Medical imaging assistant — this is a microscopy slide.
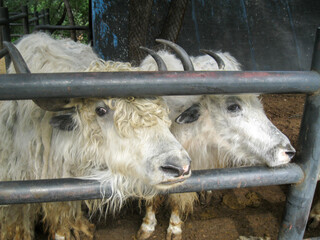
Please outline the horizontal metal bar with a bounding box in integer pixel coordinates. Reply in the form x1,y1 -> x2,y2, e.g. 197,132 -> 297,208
10,34 -> 23,37
0,71 -> 318,100
0,163 -> 304,205
28,17 -> 38,23
33,25 -> 89,31
9,22 -> 23,26
9,13 -> 27,22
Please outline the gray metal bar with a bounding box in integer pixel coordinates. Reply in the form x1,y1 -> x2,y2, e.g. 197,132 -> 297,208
0,163 -> 304,205
10,34 -> 22,37
33,25 -> 89,31
0,71 -> 318,100
278,27 -> 320,240
9,13 -> 27,22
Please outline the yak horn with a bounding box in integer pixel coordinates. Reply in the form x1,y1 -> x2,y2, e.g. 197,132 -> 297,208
199,49 -> 225,70
2,42 -> 72,111
3,41 -> 31,74
156,39 -> 194,71
139,46 -> 167,71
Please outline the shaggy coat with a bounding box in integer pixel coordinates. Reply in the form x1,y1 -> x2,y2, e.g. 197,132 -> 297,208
137,50 -> 295,240
1,33 -> 191,240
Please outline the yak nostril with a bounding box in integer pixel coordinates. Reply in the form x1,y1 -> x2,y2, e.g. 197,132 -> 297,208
161,164 -> 191,177
285,151 -> 295,159
161,164 -> 184,177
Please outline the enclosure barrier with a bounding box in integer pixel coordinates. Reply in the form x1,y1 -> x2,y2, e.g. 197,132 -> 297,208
0,28 -> 319,240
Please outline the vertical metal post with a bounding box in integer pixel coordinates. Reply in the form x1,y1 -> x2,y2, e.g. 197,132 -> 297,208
40,9 -> 46,25
278,27 -> 320,240
45,8 -> 50,25
0,7 -> 11,68
21,5 -> 29,34
88,0 -> 92,43
34,11 -> 39,26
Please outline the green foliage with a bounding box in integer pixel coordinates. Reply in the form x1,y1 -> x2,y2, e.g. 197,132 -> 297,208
4,0 -> 90,43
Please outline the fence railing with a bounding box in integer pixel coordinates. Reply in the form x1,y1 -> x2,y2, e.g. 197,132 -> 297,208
0,20 -> 319,240
0,6 -> 89,41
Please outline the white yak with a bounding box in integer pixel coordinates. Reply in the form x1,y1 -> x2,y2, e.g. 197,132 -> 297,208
136,40 -> 295,240
0,33 -> 191,240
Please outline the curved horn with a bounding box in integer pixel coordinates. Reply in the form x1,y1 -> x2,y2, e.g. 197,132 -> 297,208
199,49 -> 225,70
2,42 -> 72,111
139,46 -> 167,71
156,39 -> 194,71
3,41 -> 30,74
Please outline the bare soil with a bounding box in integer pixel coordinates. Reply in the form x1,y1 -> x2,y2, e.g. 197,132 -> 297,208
91,94 -> 320,240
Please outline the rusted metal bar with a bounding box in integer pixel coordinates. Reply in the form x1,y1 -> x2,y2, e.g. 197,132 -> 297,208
0,71 -> 318,100
278,27 -> 320,240
0,163 -> 304,205
33,24 -> 89,31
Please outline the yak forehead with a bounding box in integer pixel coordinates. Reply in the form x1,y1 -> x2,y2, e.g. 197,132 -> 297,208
75,97 -> 171,137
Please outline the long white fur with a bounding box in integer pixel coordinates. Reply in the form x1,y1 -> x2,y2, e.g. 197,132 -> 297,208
1,33 -> 192,240
137,50 -> 295,240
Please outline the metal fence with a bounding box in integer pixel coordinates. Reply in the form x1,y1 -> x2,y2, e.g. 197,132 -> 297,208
0,23 -> 319,240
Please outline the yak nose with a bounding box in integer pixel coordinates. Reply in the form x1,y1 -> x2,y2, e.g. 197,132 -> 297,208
161,156 -> 191,177
285,144 -> 296,160
285,150 -> 295,159
161,164 -> 190,177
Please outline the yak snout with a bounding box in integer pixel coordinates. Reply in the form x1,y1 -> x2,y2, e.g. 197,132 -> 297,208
267,143 -> 296,167
158,154 -> 191,186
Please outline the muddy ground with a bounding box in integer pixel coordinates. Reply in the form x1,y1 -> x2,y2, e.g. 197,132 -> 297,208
91,94 -> 320,240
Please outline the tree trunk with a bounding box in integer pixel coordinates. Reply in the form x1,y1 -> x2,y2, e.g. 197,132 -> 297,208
50,6 -> 67,34
63,0 -> 76,41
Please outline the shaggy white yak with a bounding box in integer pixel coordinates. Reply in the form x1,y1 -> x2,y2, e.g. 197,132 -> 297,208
1,33 -> 192,240
136,42 -> 296,240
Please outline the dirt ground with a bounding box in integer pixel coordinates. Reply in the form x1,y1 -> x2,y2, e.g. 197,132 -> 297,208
90,94 -> 320,240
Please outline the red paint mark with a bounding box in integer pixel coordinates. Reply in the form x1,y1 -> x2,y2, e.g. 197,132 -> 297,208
238,72 -> 272,78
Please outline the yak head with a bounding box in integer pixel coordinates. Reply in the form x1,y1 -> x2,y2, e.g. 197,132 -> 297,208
140,40 -> 295,169
40,97 -> 191,193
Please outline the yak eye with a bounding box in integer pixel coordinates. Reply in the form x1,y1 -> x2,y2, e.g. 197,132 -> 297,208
227,103 -> 241,112
95,107 -> 108,117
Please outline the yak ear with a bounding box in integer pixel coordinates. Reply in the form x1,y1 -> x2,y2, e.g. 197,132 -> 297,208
175,104 -> 201,124
50,113 -> 77,131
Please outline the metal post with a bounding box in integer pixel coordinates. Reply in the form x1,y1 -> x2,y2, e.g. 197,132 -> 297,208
45,8 -> 50,25
21,5 -> 29,34
34,11 -> 39,26
0,7 -> 11,68
40,9 -> 45,25
278,27 -> 320,240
